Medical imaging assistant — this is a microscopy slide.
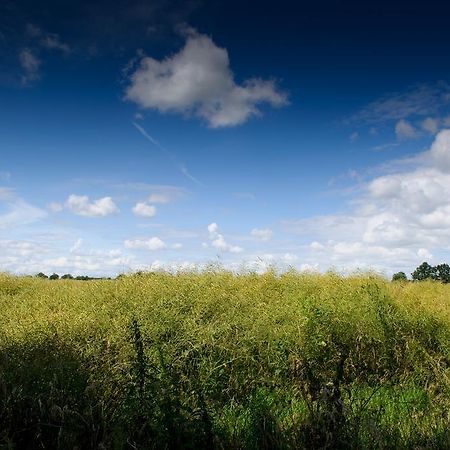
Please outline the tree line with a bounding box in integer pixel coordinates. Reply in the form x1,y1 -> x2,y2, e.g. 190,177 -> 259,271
35,273 -> 111,281
392,262 -> 450,283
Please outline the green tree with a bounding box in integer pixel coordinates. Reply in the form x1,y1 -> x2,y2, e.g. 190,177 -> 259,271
435,263 -> 450,283
35,272 -> 48,279
411,262 -> 437,281
392,271 -> 407,282
61,274 -> 73,279
49,273 -> 60,280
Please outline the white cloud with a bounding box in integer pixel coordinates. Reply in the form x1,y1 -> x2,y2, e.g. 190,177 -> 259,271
40,34 -> 70,54
125,29 -> 288,127
417,248 -> 432,260
310,241 -> 325,251
395,119 -> 418,140
70,238 -> 83,254
283,130 -> 450,274
124,237 -> 166,251
66,195 -> 119,217
19,48 -> 41,85
0,239 -> 42,257
132,202 -> 156,217
25,23 -> 71,54
348,83 -> 450,124
148,193 -> 171,203
0,187 -> 15,201
427,129 -> 450,171
48,202 -> 63,212
250,227 -> 273,241
207,222 -> 243,253
0,199 -> 47,229
421,117 -> 439,135
18,24 -> 71,87
283,253 -> 298,263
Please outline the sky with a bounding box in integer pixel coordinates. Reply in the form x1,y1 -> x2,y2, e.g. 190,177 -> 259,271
2,0 -> 450,277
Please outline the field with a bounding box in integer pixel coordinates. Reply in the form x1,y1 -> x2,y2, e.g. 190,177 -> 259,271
1,271 -> 449,449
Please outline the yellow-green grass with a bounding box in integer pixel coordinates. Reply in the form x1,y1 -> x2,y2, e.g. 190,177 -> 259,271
0,271 -> 449,448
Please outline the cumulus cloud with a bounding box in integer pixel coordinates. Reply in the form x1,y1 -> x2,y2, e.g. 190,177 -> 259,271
310,241 -> 325,251
125,29 -> 288,127
284,130 -> 450,274
250,228 -> 273,241
395,119 -> 418,140
132,202 -> 156,217
427,129 -> 450,171
124,237 -> 166,251
207,222 -> 243,253
66,195 -> 119,217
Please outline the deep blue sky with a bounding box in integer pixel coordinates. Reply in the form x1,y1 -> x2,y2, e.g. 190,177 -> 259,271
1,0 -> 450,276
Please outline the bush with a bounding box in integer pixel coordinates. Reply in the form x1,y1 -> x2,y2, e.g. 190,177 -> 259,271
392,271 -> 407,282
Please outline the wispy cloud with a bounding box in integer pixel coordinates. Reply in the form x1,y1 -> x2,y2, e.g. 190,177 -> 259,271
0,199 -> 47,229
17,24 -> 71,86
132,121 -> 205,186
395,119 -> 419,140
19,48 -> 41,85
347,82 -> 450,125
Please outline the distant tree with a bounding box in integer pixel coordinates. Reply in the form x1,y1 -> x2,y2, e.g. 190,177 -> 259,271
392,271 -> 407,282
411,262 -> 437,281
435,263 -> 450,283
35,272 -> 48,279
61,274 -> 73,279
49,273 -> 60,280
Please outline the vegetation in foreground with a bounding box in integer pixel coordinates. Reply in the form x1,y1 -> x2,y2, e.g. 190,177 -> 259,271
0,271 -> 449,449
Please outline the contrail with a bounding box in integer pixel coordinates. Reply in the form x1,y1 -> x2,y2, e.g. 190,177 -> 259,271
132,122 -> 205,187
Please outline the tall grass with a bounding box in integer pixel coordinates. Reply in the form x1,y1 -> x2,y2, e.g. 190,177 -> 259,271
0,271 -> 449,448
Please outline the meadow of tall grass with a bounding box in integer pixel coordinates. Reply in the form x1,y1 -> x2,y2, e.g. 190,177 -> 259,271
0,270 -> 449,449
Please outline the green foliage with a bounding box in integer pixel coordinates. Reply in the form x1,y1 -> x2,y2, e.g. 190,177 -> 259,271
35,272 -> 48,279
412,261 -> 450,283
48,273 -> 60,280
61,274 -> 74,279
435,263 -> 450,283
392,271 -> 407,281
0,272 -> 449,448
412,262 -> 437,281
